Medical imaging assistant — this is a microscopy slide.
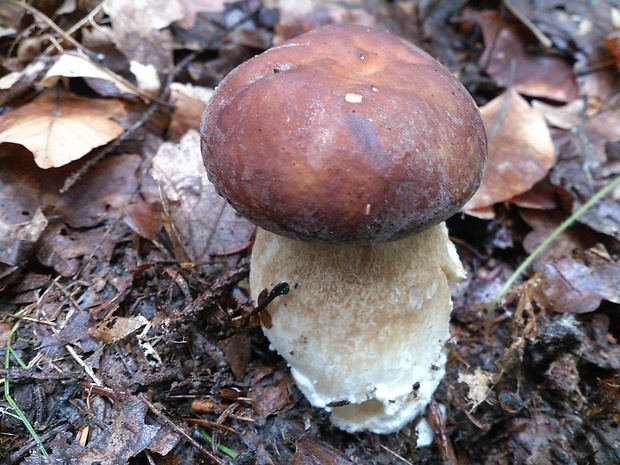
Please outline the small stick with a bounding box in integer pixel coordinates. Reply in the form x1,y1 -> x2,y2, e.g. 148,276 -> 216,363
138,394 -> 226,465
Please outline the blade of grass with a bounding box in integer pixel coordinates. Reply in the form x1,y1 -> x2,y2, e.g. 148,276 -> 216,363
485,176 -> 620,336
4,320 -> 49,457
199,430 -> 238,459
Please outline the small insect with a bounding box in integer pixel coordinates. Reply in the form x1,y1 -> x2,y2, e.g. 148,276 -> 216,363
252,282 -> 290,329
327,400 -> 351,408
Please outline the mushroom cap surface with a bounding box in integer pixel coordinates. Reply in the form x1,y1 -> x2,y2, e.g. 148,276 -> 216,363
201,24 -> 487,244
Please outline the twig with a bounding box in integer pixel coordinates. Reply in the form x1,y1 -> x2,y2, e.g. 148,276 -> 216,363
7,0 -> 93,56
138,394 -> 227,465
379,445 -> 413,465
428,399 -> 458,465
65,344 -> 102,386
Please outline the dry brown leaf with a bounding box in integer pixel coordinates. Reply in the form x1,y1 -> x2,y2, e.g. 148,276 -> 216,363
291,437 -> 354,465
40,52 -> 140,98
0,90 -> 126,169
151,130 -> 255,266
218,332 -> 252,379
168,83 -> 214,142
89,316 -> 146,344
102,0 -> 177,77
458,368 -> 495,412
175,0 -> 228,29
55,155 -> 141,228
471,10 -> 578,102
464,89 -> 555,211
520,209 -> 599,271
537,245 -> 620,314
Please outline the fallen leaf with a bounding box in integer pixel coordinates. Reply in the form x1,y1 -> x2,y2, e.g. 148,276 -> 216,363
537,245 -> 620,314
70,395 -> 165,464
520,209 -> 599,271
55,155 -> 141,228
457,368 -> 495,411
0,209 -> 47,291
89,316 -> 147,344
40,52 -> 139,98
174,0 -> 228,29
471,10 -> 578,102
151,130 -> 255,266
464,89 -> 555,211
218,332 -> 252,379
291,437 -> 354,465
250,377 -> 294,418
168,83 -> 214,142
102,0 -> 178,77
0,90 -> 126,169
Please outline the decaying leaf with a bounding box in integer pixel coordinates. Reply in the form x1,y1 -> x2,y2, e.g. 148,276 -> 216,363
0,90 -> 126,169
458,368 -> 495,411
55,155 -> 141,228
151,130 -> 255,265
102,0 -> 177,78
537,245 -> 620,314
218,332 -> 252,379
89,316 -> 147,344
40,52 -> 140,98
464,89 -> 555,212
520,208 -> 599,271
291,437 -> 354,465
168,83 -> 214,142
471,9 -> 578,102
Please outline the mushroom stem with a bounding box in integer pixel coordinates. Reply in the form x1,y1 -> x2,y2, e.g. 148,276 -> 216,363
250,223 -> 466,434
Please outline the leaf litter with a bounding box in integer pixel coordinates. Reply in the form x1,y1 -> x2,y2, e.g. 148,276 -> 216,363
0,0 -> 619,464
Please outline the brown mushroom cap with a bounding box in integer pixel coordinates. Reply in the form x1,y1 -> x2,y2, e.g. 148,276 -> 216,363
201,24 -> 487,244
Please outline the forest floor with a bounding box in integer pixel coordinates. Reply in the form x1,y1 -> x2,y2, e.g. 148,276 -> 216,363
0,1 -> 619,464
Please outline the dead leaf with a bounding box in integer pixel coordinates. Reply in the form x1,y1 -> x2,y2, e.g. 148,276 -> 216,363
151,130 -> 255,265
218,332 -> 252,379
89,316 -> 147,344
122,201 -> 167,241
520,209 -> 599,271
250,377 -> 294,418
40,52 -> 139,98
291,437 -> 353,465
174,0 -> 228,29
537,245 -> 620,314
168,83 -> 214,142
102,0 -> 178,78
464,89 -> 555,211
0,90 -> 126,169
471,10 -> 578,102
0,209 -> 47,291
457,368 -> 495,411
70,395 -> 166,464
55,155 -> 141,228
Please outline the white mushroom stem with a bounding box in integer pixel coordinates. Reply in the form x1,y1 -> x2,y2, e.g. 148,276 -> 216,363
249,223 -> 466,434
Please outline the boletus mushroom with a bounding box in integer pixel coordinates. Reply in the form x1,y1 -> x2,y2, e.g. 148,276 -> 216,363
201,24 -> 487,434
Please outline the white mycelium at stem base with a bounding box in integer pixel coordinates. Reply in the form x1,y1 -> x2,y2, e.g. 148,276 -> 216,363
250,223 -> 466,434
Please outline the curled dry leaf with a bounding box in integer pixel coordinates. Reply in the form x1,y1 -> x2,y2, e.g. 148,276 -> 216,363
168,83 -> 214,142
89,316 -> 147,344
40,52 -> 140,98
0,90 -> 126,169
464,89 -> 555,212
457,368 -> 495,412
520,209 -> 599,271
55,155 -> 141,228
151,130 -> 255,265
537,245 -> 620,314
471,10 -> 578,102
291,437 -> 354,465
102,0 -> 178,77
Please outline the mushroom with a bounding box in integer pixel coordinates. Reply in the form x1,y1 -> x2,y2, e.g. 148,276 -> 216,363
201,24 -> 487,433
